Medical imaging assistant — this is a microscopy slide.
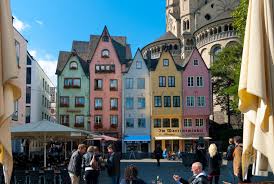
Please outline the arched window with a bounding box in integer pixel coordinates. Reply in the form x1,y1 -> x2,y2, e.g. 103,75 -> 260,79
70,61 -> 78,70
101,49 -> 110,58
224,25 -> 229,31
186,20 -> 190,30
211,45 -> 221,63
183,21 -> 186,31
213,27 -> 218,34
218,26 -> 222,33
229,24 -> 234,31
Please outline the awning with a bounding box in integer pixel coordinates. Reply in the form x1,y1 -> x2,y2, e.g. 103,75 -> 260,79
154,136 -> 211,140
123,135 -> 150,142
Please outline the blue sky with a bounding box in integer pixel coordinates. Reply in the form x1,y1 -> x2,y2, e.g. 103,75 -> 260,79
11,0 -> 166,85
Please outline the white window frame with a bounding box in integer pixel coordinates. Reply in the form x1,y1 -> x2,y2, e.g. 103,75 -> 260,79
187,77 -> 194,87
186,96 -> 195,107
136,61 -> 142,69
193,59 -> 199,66
195,119 -> 204,127
184,118 -> 192,127
196,76 -> 204,87
125,78 -> 133,89
197,96 -> 206,107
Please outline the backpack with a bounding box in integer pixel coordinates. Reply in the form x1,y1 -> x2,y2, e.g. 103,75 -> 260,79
90,154 -> 99,170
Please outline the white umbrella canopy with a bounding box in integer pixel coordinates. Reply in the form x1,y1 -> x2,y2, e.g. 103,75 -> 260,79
238,0 -> 274,177
11,120 -> 95,167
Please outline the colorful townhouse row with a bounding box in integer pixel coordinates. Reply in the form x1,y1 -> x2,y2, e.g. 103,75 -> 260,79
55,27 -> 212,153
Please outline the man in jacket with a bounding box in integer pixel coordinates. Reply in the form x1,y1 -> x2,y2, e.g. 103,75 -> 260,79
68,144 -> 86,184
173,162 -> 208,184
106,144 -> 121,184
233,136 -> 243,183
226,138 -> 235,183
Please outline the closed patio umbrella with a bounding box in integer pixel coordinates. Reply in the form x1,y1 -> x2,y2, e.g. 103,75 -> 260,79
238,0 -> 274,178
0,0 -> 21,183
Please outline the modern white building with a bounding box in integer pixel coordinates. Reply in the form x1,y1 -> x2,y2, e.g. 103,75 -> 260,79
26,52 -> 56,124
122,49 -> 151,155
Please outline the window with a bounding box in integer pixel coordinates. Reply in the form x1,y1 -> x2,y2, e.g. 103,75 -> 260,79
75,97 -> 85,107
197,96 -> 206,107
163,118 -> 170,128
95,79 -> 103,90
137,78 -> 145,89
196,119 -> 204,127
64,78 -> 81,88
126,118 -> 134,128
110,98 -> 118,110
163,59 -> 169,66
26,68 -> 31,84
196,77 -> 204,87
154,119 -> 161,128
12,100 -> 18,121
172,118 -> 179,128
186,96 -> 195,107
110,115 -> 118,128
168,76 -> 175,87
184,119 -> 192,127
125,78 -> 133,89
193,59 -> 199,66
26,86 -> 31,104
42,112 -> 44,120
27,55 -> 32,65
26,106 -> 31,123
164,96 -> 171,107
102,49 -> 110,58
137,98 -> 145,109
70,61 -> 78,69
154,96 -> 162,107
95,64 -> 115,73
60,115 -> 69,125
138,118 -> 146,128
42,95 -> 44,106
95,98 -> 103,110
43,79 -> 45,89
173,96 -> 180,107
60,96 -> 69,107
110,79 -> 118,91
75,115 -> 84,127
126,97 -> 134,109
136,61 -> 142,69
15,40 -> 20,66
187,77 -> 194,87
95,115 -> 102,124
102,36 -> 109,42
159,76 -> 166,87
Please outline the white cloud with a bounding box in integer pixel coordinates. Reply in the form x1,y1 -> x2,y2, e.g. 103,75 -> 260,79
37,59 -> 57,86
35,20 -> 43,25
29,50 -> 37,58
13,16 -> 30,32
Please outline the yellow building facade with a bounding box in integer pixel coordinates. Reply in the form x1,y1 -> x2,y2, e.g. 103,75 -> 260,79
150,51 -> 183,152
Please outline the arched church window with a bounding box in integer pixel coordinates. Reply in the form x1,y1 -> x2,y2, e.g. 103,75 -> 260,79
211,45 -> 221,63
186,20 -> 190,30
224,25 -> 229,31
218,26 -> 222,33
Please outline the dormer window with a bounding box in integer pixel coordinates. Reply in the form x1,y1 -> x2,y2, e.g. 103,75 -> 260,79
70,61 -> 78,70
102,49 -> 110,58
102,36 -> 109,42
193,59 -> 199,66
136,61 -> 142,69
163,59 -> 169,66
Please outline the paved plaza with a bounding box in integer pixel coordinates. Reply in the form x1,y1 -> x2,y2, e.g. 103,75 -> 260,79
97,159 -> 274,184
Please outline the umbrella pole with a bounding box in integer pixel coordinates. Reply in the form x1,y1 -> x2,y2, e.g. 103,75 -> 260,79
64,141 -> 67,159
44,135 -> 47,168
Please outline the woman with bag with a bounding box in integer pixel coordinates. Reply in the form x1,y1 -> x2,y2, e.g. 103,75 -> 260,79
207,144 -> 221,184
83,146 -> 101,184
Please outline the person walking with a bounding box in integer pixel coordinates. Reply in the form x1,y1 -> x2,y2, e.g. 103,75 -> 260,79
173,162 -> 208,184
207,144 -> 222,184
83,146 -> 101,184
106,144 -> 121,184
68,144 -> 86,184
120,165 -> 146,184
153,144 -> 163,167
233,136 -> 243,183
226,138 -> 235,184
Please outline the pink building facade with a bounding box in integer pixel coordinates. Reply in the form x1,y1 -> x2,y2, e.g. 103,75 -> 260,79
182,48 -> 212,140
89,27 -> 131,138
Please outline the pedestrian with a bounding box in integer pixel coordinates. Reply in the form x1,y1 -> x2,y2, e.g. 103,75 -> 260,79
120,165 -> 146,184
226,138 -> 235,184
207,144 -> 222,184
233,136 -> 243,183
68,144 -> 86,184
153,144 -> 163,167
173,162 -> 208,184
106,144 -> 121,184
195,143 -> 207,169
83,146 -> 101,184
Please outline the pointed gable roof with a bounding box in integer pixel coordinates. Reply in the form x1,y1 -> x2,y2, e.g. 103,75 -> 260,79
183,48 -> 209,70
124,48 -> 148,73
55,51 -> 89,76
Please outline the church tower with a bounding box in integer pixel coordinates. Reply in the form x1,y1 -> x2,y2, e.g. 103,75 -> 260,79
166,0 -> 181,37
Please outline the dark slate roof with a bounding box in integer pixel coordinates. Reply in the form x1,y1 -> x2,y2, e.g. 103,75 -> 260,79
144,59 -> 159,71
154,31 -> 178,42
56,51 -> 71,75
55,51 -> 89,76
71,41 -> 89,60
